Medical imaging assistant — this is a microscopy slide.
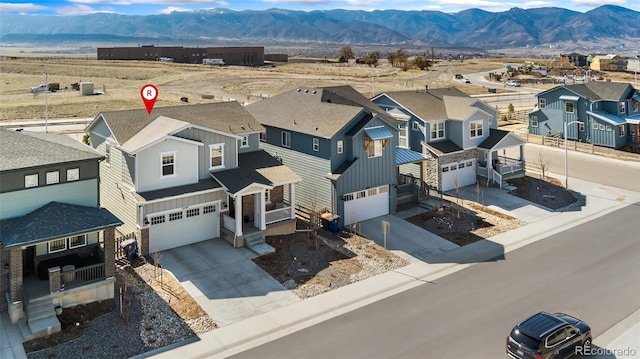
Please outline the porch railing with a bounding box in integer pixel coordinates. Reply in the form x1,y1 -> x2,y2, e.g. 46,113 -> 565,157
61,263 -> 106,290
265,206 -> 292,225
223,214 -> 236,233
496,159 -> 524,175
492,168 -> 503,188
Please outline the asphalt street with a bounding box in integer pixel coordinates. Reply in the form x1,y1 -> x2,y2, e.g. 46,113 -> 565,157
232,203 -> 640,359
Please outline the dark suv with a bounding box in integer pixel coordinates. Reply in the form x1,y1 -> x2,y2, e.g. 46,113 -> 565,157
506,312 -> 591,359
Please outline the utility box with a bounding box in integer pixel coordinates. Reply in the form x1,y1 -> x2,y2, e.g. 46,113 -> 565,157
80,82 -> 94,96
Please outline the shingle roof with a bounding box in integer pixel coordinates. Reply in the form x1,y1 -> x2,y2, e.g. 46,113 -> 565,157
0,202 -> 123,248
246,85 -> 395,139
133,178 -> 222,203
478,129 -> 510,149
379,88 -> 469,121
424,140 -> 463,156
0,128 -> 103,172
211,150 -> 300,194
92,102 -> 264,146
443,96 -> 479,120
563,82 -> 632,101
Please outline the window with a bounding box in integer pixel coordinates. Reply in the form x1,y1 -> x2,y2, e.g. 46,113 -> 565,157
579,123 -> 584,131
458,163 -> 465,169
265,189 -> 271,203
48,238 -> 66,253
442,166 -> 449,173
169,212 -> 182,221
633,101 -> 639,112
466,161 -> 473,167
606,125 -> 612,132
599,124 -> 605,130
470,121 -> 483,138
593,123 -> 598,130
209,144 -> 224,169
398,123 -> 408,148
203,205 -> 215,214
69,234 -> 87,249
565,102 -> 574,113
539,98 -> 546,109
105,143 -> 111,166
312,138 -> 319,151
367,188 -> 377,196
150,215 -> 165,225
161,152 -> 175,177
430,122 -> 445,140
240,136 -> 249,148
67,168 -> 79,181
367,139 -> 383,158
259,132 -> 267,142
46,171 -> 59,184
337,140 -> 343,154
25,174 -> 38,188
531,116 -> 538,127
411,121 -> 419,131
343,193 -> 354,201
378,185 -> 388,194
186,208 -> 200,217
619,101 -> 626,114
281,131 -> 291,148
356,191 -> 366,199
619,125 -> 625,136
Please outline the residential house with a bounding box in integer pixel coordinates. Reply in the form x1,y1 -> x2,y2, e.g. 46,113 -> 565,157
246,85 -> 425,227
0,128 -> 122,338
590,54 -> 627,72
553,53 -> 588,68
528,82 -> 640,149
85,102 -> 301,254
372,88 -> 527,190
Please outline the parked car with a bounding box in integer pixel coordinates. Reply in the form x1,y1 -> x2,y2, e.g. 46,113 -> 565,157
507,80 -> 521,87
506,312 -> 591,359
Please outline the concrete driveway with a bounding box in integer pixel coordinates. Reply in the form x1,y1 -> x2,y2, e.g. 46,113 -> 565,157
159,239 -> 299,327
355,214 -> 459,262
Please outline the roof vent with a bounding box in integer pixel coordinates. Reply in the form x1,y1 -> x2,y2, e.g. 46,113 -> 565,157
305,89 -> 309,93
296,88 -> 301,92
312,90 -> 317,94
315,127 -> 318,131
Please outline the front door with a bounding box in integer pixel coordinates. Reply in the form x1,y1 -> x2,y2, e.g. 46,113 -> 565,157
22,246 -> 35,277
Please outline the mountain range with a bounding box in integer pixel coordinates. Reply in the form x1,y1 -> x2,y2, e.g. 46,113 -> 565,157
1,5 -> 638,51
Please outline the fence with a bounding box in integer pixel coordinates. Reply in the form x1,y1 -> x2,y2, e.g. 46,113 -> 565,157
62,263 -> 106,289
525,133 -> 640,161
114,232 -> 137,260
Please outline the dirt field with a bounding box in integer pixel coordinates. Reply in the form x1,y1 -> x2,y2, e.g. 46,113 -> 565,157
0,57 -> 528,121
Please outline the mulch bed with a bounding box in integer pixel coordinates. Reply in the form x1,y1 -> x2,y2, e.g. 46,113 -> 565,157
405,206 -> 491,246
508,176 -> 578,210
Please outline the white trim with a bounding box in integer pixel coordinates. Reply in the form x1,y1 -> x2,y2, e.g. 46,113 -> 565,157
174,123 -> 243,140
139,187 -> 224,205
209,143 -> 225,170
265,189 -> 271,204
131,135 -> 203,155
312,138 -> 319,151
470,120 -> 483,138
145,200 -> 221,223
48,238 -> 67,253
281,131 -> 291,148
68,234 -> 87,249
240,135 -> 249,148
66,168 -> 79,181
430,121 -> 445,140
25,173 -> 38,188
531,116 -> 538,127
337,140 -> 343,154
85,114 -> 122,146
160,151 -> 177,178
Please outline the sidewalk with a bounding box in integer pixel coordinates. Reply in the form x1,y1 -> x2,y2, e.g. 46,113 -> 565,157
141,176 -> 640,358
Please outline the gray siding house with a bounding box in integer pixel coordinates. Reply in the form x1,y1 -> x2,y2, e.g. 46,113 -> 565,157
528,82 -> 640,149
0,129 -> 122,338
85,102 -> 300,254
372,88 -> 527,190
247,85 -> 420,226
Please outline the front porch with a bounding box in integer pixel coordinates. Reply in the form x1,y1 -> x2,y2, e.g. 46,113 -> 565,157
477,129 -> 527,188
477,157 -> 526,188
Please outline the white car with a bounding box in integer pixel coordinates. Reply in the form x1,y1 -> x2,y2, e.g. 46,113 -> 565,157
506,80 -> 521,87
30,84 -> 49,93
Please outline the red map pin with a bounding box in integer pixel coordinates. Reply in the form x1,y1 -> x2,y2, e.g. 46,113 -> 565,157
140,84 -> 158,114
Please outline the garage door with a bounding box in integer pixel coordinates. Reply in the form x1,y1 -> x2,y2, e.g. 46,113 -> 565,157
343,185 -> 389,225
148,203 -> 220,252
441,160 -> 476,192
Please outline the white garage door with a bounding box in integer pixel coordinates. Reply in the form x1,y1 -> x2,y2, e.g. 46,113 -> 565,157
441,160 -> 476,192
343,185 -> 389,225
148,203 -> 220,252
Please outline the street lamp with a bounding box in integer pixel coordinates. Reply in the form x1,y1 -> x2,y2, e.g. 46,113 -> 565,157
564,120 -> 583,189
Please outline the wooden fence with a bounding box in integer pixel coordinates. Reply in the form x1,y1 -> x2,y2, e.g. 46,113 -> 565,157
525,133 -> 640,161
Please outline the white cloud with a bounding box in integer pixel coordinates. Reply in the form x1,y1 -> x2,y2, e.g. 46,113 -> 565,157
56,3 -> 99,15
430,0 -> 515,9
160,5 -> 192,13
571,0 -> 626,6
71,0 -> 133,5
0,2 -> 48,13
522,1 -> 556,8
263,0 -> 333,4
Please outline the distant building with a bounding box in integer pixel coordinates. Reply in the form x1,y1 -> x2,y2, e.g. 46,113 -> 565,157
264,54 -> 289,62
590,54 -> 627,72
560,53 -> 588,67
97,46 -> 264,66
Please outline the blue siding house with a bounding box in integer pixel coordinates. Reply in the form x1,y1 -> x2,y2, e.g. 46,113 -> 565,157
372,88 -> 526,191
528,82 -> 640,149
247,85 -> 427,226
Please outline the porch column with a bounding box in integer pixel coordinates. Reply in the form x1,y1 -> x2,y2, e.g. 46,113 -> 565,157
289,183 -> 296,220
420,160 -> 426,191
519,145 -> 525,163
487,151 -> 493,181
257,192 -> 266,230
104,227 -> 115,278
9,247 -> 22,303
234,195 -> 243,236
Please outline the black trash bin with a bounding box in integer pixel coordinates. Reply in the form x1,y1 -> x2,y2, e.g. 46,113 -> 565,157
120,239 -> 139,263
327,215 -> 340,233
320,212 -> 333,230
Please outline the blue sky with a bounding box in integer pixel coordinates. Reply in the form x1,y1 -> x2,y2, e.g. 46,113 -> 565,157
0,0 -> 637,16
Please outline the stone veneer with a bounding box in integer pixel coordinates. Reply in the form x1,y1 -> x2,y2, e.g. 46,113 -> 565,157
425,149 -> 479,190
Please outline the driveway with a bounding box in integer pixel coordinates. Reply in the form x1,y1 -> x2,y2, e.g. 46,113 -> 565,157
355,214 -> 459,262
159,239 -> 299,327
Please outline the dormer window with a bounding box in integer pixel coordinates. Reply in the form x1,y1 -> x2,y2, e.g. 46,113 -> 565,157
470,121 -> 483,138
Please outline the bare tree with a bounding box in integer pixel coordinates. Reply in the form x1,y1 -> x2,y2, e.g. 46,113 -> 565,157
536,152 -> 552,190
414,55 -> 429,70
339,46 -> 355,63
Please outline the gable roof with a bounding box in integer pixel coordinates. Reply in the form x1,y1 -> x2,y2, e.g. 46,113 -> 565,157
246,85 -> 395,139
443,96 -> 481,121
0,202 -> 123,248
0,128 -> 103,172
88,102 -> 264,146
478,129 -> 526,150
375,88 -> 470,122
540,82 -> 633,102
211,150 -> 301,194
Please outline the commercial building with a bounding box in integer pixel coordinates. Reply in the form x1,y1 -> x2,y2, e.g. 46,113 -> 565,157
97,46 -> 264,66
